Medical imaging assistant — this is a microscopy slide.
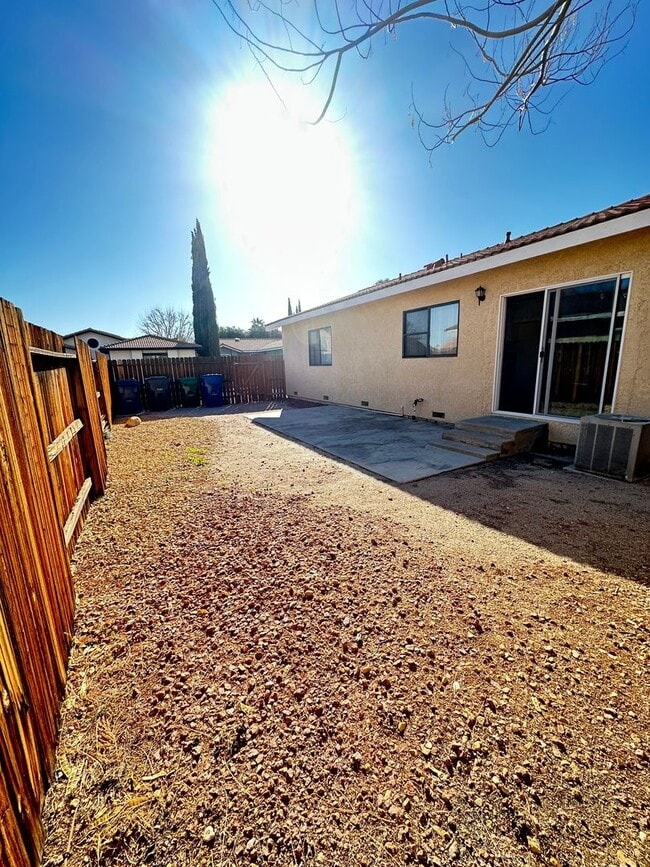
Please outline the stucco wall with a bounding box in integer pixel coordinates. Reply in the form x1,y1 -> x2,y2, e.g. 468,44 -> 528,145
283,229 -> 649,445
76,330 -> 120,346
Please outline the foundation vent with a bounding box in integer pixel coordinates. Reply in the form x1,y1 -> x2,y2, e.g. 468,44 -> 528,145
361,401 -> 369,407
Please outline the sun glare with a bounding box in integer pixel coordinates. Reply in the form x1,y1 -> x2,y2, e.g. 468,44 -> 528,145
206,81 -> 360,305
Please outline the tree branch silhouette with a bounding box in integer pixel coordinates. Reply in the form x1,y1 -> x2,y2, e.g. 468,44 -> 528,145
211,0 -> 636,150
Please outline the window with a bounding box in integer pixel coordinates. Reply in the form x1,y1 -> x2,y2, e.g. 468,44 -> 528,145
403,301 -> 459,357
143,351 -> 169,358
86,337 -> 100,349
308,327 -> 332,366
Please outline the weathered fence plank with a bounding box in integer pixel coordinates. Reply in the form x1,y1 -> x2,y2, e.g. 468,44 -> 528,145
0,297 -> 110,867
63,477 -> 93,546
108,354 -> 286,409
47,419 -> 84,462
0,300 -> 74,866
94,352 -> 112,428
71,338 -> 108,496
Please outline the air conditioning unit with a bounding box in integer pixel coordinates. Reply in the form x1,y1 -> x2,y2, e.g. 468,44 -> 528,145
575,414 -> 650,482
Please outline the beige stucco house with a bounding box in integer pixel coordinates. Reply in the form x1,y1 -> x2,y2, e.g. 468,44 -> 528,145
63,327 -> 125,356
268,195 -> 650,446
103,335 -> 200,361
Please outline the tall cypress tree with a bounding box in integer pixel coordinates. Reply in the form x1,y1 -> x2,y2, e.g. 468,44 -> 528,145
191,220 -> 220,357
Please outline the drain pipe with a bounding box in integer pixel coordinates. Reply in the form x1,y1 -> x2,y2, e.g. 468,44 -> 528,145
412,397 -> 424,418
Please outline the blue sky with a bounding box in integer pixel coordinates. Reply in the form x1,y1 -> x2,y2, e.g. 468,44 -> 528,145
1,1 -> 648,337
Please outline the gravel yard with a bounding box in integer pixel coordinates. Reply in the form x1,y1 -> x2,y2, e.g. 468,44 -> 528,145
42,407 -> 649,867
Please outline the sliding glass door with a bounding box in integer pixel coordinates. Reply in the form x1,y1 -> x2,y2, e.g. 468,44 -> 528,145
498,275 -> 630,418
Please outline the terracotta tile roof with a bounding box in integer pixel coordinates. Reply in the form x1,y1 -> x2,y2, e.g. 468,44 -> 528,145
103,335 -> 200,350
296,193 -> 650,318
220,338 -> 283,352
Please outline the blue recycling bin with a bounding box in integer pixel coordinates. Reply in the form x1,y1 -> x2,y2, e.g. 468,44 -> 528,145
115,379 -> 142,415
200,373 -> 224,407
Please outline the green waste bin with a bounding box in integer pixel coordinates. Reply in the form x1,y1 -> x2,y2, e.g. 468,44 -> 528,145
178,376 -> 200,407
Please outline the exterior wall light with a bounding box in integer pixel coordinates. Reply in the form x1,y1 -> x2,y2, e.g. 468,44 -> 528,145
475,286 -> 486,305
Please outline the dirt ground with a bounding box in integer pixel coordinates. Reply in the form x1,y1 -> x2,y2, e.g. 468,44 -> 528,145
42,405 -> 649,867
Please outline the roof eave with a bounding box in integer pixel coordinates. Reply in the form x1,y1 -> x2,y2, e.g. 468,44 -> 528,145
267,208 -> 650,327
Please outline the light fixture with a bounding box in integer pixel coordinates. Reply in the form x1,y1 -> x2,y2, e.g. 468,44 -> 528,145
475,285 -> 486,305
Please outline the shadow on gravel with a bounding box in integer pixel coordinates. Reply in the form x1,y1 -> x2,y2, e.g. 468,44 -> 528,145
402,452 -> 650,586
115,404 -> 649,586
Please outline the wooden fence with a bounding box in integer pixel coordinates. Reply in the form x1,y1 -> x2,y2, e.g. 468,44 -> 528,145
0,298 -> 110,866
108,354 -> 286,410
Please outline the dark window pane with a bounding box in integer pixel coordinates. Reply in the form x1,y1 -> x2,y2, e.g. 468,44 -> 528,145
547,280 -> 616,417
405,309 -> 429,336
404,334 -> 428,357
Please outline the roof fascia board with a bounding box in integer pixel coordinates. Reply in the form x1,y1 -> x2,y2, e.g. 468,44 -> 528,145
267,209 -> 650,328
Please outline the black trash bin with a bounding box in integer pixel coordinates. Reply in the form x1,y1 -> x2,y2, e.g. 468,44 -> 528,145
177,376 -> 200,407
199,373 -> 224,407
144,375 -> 172,411
115,378 -> 142,415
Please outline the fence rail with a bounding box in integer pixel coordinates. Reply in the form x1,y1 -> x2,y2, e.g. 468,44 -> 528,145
0,298 -> 110,867
108,354 -> 286,409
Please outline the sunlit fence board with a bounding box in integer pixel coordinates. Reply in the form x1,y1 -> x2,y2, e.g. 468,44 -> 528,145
63,477 -> 92,546
94,351 -> 112,428
0,297 -> 110,866
47,419 -> 84,462
72,338 -> 108,496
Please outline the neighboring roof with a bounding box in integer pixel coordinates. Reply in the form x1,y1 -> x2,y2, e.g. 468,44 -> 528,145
268,193 -> 650,327
103,334 -> 201,350
63,327 -> 125,340
219,338 -> 283,353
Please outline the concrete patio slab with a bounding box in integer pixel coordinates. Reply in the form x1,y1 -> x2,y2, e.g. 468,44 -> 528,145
253,405 -> 485,483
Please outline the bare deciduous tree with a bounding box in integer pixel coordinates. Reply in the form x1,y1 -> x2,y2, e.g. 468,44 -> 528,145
212,0 -> 636,150
137,306 -> 194,342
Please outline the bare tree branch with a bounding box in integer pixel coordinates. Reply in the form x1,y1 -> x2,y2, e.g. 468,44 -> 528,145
211,0 -> 636,150
137,306 -> 194,342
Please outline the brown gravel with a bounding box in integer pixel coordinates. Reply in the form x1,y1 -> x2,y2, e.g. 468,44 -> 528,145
42,406 -> 650,867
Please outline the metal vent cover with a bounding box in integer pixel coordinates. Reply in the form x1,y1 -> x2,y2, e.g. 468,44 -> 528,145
575,414 -> 650,482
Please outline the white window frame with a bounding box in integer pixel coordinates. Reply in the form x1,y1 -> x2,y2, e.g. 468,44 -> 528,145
491,271 -> 633,422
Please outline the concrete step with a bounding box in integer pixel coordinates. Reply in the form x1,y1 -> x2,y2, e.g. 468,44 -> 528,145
433,440 -> 501,461
442,427 -> 513,453
455,416 -> 548,449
